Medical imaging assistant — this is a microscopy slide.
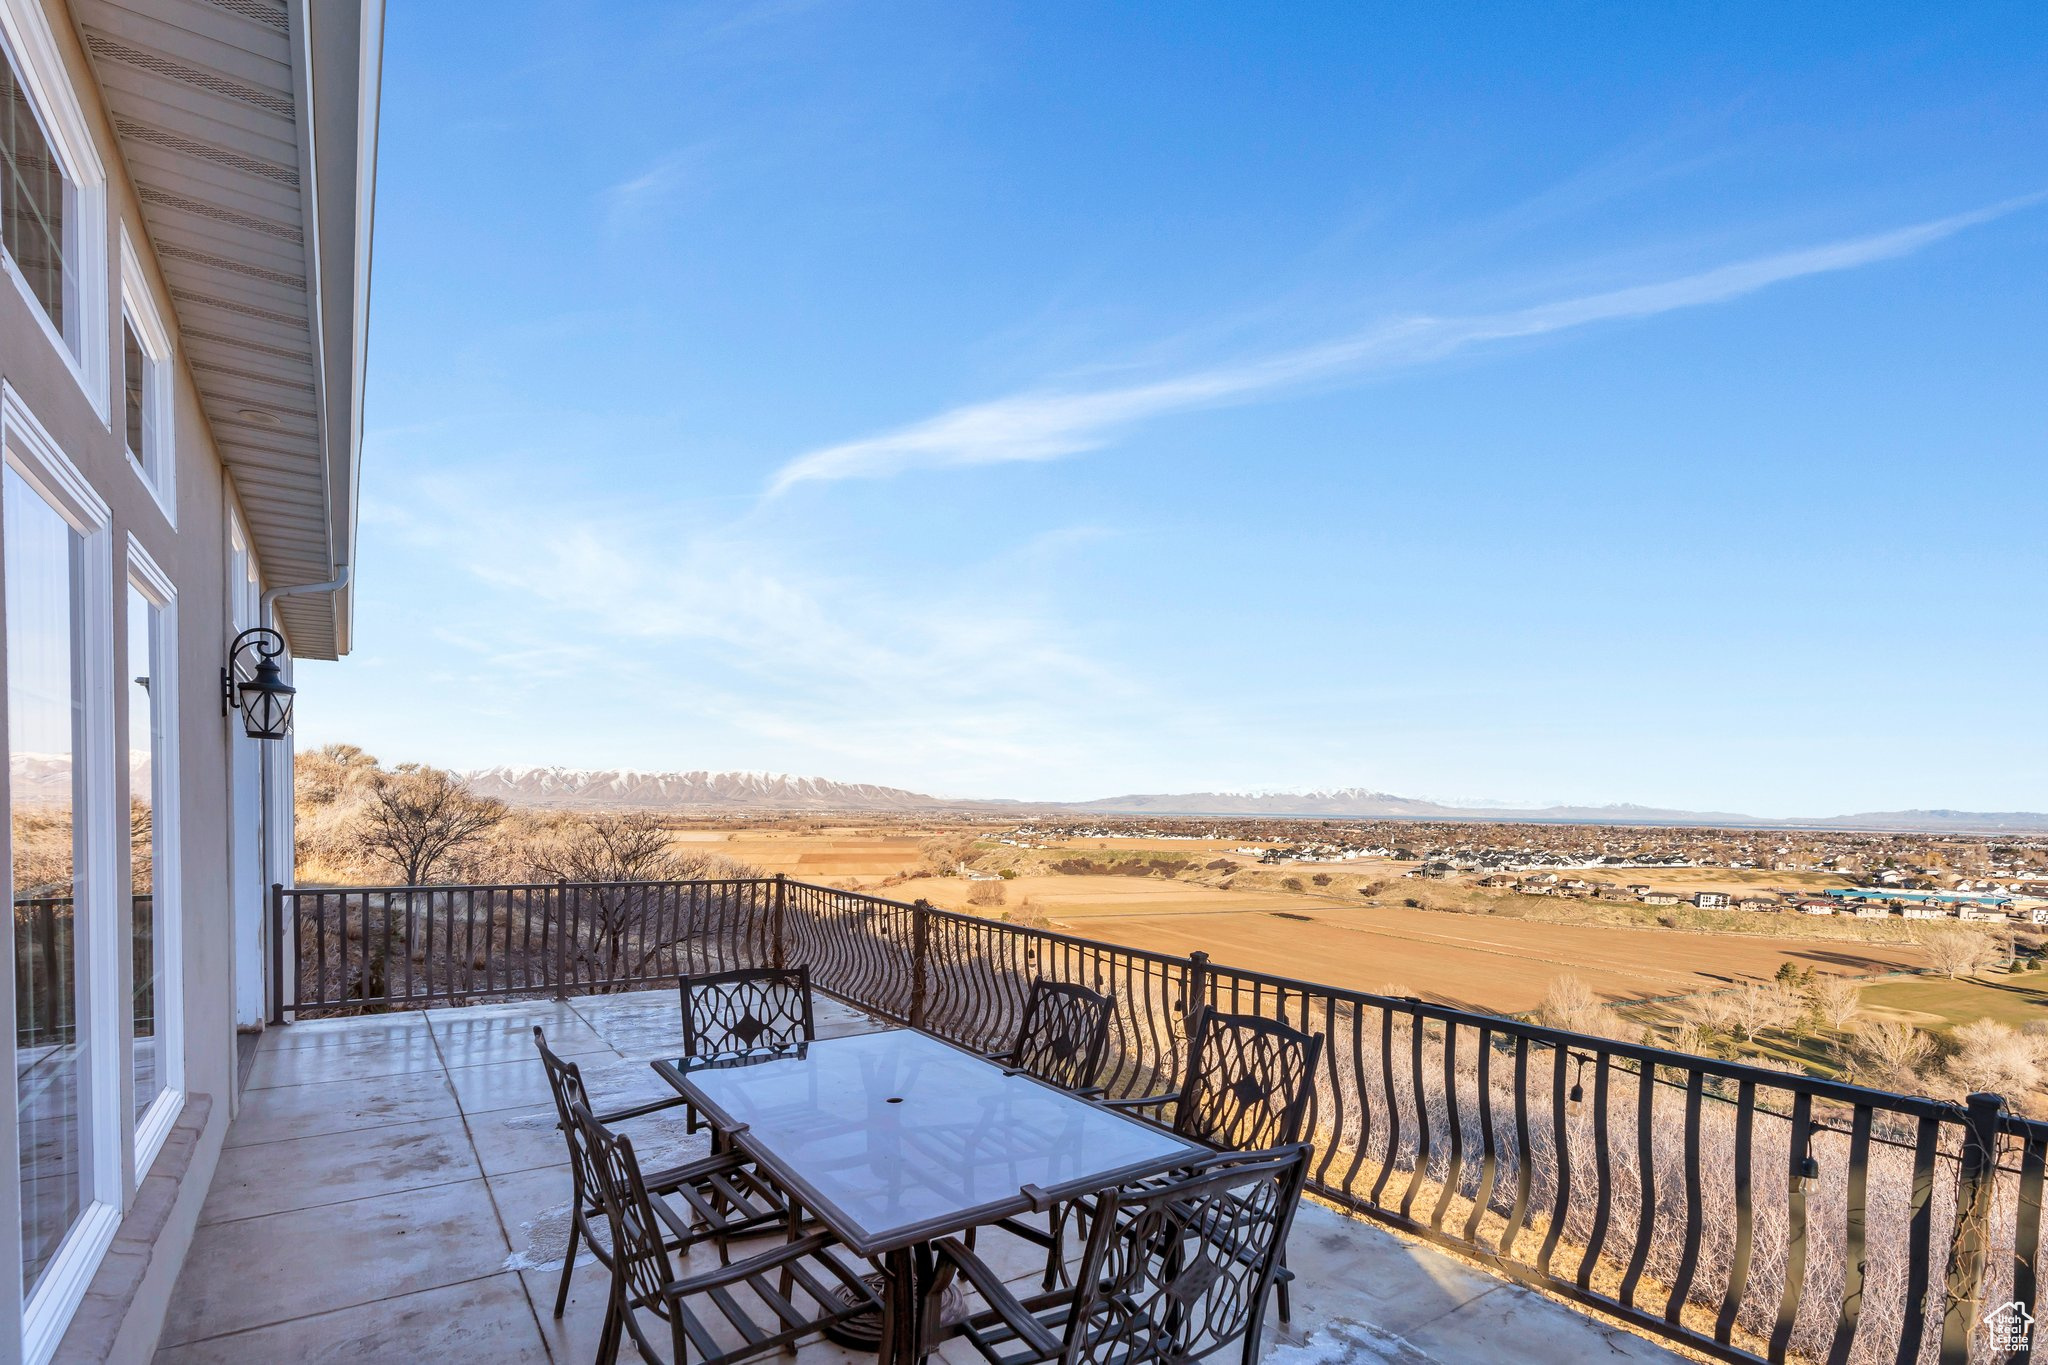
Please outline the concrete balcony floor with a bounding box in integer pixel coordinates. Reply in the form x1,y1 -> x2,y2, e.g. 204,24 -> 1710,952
157,990 -> 1683,1363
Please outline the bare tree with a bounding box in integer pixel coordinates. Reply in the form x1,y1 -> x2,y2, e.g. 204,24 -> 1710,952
356,765 -> 506,886
1727,981 -> 1802,1042
528,809 -> 691,885
1847,1020 -> 1936,1092
966,880 -> 1007,908
527,811 -> 749,989
1808,975 -> 1862,1034
1920,926 -> 1996,980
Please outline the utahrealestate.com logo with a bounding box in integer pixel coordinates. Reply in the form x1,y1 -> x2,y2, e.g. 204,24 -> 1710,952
1985,1300 -> 2033,1353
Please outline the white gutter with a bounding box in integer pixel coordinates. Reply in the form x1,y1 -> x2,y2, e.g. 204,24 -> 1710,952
262,565 -> 354,635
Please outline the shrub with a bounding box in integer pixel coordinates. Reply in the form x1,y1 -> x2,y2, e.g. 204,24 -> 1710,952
1281,876 -> 1305,892
1944,1018 -> 2048,1104
966,881 -> 1007,908
1537,974 -> 1619,1038
1311,872 -> 1332,886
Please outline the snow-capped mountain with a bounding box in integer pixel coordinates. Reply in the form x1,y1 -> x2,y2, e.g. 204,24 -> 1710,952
454,768 -> 2048,832
462,766 -> 974,812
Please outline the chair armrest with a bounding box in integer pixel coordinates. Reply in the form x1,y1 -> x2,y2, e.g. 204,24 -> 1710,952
662,1230 -> 838,1296
596,1093 -> 689,1124
932,1237 -> 1064,1358
1098,1091 -> 1177,1113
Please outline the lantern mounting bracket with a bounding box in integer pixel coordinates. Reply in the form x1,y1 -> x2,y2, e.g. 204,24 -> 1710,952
222,627 -> 296,739
222,627 -> 285,715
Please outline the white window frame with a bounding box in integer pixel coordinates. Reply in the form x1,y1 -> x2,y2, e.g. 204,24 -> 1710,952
117,232 -> 174,525
0,0 -> 110,423
124,541 -> 182,1177
1,383 -> 120,1365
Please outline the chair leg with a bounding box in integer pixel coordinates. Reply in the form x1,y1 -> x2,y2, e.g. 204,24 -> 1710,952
554,1205 -> 582,1318
597,1294 -> 624,1365
1277,1271 -> 1292,1324
1240,1292 -> 1272,1365
1040,1205 -> 1062,1291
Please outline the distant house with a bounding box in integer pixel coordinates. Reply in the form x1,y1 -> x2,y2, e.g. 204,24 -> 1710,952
1735,898 -> 1776,912
1640,892 -> 1681,906
1853,905 -> 1891,919
1797,900 -> 1836,915
1627,884 -> 1653,896
1478,874 -> 1517,888
1694,892 -> 1732,909
1902,907 -> 1947,920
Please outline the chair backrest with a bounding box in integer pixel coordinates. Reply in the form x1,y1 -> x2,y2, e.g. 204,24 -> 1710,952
533,1027 -> 604,1207
1063,1145 -> 1312,1365
679,966 -> 815,1058
1009,978 -> 1114,1092
571,1099 -> 678,1323
1172,1008 -> 1325,1151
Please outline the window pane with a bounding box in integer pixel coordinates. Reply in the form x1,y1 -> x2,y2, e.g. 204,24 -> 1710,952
128,588 -> 163,1124
0,48 -> 67,335
123,321 -> 144,465
7,467 -> 86,1297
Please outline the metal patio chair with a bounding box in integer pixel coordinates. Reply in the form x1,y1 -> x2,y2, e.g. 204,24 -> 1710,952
929,1144 -> 1311,1365
1086,1007 -> 1324,1324
679,965 -> 817,1059
572,1099 -> 881,1365
534,1028 -> 789,1321
984,978 -> 1115,1095
676,966 -> 817,1139
973,980 -> 1118,1264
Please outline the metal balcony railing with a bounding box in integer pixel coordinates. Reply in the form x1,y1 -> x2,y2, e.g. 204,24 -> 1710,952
271,876 -> 2043,1364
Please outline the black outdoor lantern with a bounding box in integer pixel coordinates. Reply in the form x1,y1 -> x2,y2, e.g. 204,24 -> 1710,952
222,627 -> 296,740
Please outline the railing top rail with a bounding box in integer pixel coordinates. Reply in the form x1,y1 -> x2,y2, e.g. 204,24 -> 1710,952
781,881 -> 922,913
283,878 -> 770,897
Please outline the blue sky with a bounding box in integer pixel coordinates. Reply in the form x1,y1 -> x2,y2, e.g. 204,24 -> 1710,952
300,2 -> 2048,815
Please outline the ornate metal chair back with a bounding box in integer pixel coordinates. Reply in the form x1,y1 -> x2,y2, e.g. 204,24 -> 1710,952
1065,1145 -> 1312,1365
534,1027 -> 608,1211
1173,1009 -> 1325,1152
679,966 -> 816,1058
1010,978 -> 1115,1091
570,1100 -> 680,1330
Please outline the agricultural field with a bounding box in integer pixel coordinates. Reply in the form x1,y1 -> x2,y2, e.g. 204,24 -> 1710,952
673,823 -> 941,880
900,869 -> 1929,1015
651,819 -> 1956,1018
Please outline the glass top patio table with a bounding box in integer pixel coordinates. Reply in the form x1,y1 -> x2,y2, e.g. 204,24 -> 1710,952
652,1028 -> 1207,1256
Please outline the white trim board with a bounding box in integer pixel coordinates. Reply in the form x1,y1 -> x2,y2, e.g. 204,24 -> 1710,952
118,230 -> 177,527
2,382 -> 122,1365
125,537 -> 185,1180
0,0 -> 110,422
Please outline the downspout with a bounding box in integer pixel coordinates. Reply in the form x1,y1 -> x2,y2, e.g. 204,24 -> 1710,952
261,564 -> 353,626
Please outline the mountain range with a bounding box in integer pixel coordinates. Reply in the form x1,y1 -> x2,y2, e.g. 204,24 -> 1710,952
460,766 -> 2048,834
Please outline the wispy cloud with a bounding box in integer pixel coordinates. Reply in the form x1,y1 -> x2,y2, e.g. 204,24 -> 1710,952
768,197 -> 2038,494
602,146 -> 712,230
362,475 -> 1181,790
